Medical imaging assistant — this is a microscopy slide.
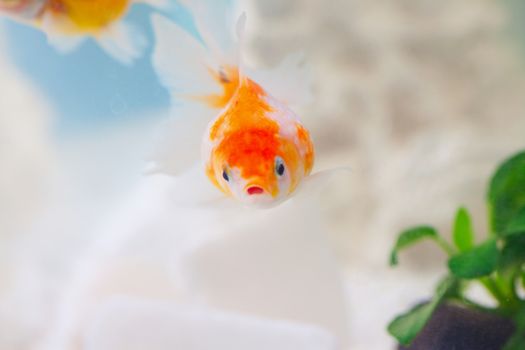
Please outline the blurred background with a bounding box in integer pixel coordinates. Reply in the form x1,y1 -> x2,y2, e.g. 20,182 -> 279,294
1,0 -> 525,349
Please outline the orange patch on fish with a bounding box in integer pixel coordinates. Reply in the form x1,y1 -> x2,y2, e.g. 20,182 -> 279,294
218,128 -> 279,178
209,77 -> 274,141
296,123 -> 314,174
47,0 -> 129,33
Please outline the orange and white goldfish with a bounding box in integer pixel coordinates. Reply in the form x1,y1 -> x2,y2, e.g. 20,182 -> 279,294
201,65 -> 315,207
0,0 -> 173,64
151,1 -> 342,208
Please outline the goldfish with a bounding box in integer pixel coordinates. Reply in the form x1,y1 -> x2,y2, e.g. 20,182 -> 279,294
0,0 -> 174,64
150,1 -> 344,208
201,64 -> 315,207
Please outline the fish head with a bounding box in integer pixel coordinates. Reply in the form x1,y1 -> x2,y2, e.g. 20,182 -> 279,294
208,128 -> 304,208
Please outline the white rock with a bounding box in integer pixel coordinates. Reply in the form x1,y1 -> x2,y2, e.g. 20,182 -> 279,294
84,297 -> 338,350
176,199 -> 349,343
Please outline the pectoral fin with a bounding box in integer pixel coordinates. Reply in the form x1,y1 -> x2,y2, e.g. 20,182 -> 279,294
46,33 -> 86,53
147,103 -> 214,176
95,21 -> 147,65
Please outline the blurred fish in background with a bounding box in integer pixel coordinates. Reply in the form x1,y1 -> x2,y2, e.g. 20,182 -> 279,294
0,0 -> 184,64
1,0 -> 525,349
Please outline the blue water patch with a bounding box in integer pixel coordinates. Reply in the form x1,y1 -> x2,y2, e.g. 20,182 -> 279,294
2,2 -> 198,135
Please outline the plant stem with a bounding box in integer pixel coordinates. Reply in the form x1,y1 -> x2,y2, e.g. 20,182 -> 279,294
480,277 -> 512,310
509,271 -> 522,302
435,236 -> 456,256
456,296 -> 500,315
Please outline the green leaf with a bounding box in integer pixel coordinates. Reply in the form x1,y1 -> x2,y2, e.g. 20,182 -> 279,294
503,334 -> 525,350
448,239 -> 498,278
453,207 -> 474,252
390,226 -> 438,266
434,276 -> 460,298
388,302 -> 436,346
504,207 -> 525,236
502,306 -> 525,350
388,277 -> 456,345
499,232 -> 525,272
488,150 -> 525,235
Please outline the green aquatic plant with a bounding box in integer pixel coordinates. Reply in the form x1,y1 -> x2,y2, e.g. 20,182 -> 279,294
388,149 -> 525,350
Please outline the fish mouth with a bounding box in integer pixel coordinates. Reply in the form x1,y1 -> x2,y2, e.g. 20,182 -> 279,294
240,184 -> 280,208
246,185 -> 265,196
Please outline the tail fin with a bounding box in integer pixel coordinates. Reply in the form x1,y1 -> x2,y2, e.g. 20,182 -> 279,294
178,0 -> 242,67
151,0 -> 244,109
149,4 -> 244,175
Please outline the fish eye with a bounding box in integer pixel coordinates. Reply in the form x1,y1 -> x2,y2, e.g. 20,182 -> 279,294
222,169 -> 229,182
275,157 -> 285,177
